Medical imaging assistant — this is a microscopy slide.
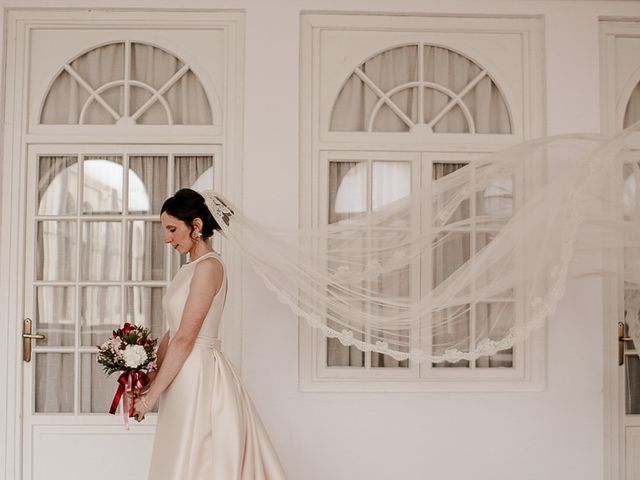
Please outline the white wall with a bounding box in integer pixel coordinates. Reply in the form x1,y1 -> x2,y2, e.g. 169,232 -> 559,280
1,1 -> 637,479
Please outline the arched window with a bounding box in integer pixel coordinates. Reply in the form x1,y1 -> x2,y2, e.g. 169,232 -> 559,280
40,41 -> 214,125
624,81 -> 640,128
301,14 -> 544,390
331,44 -> 512,134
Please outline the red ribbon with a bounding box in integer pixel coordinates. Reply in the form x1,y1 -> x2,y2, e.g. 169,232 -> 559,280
109,371 -> 150,430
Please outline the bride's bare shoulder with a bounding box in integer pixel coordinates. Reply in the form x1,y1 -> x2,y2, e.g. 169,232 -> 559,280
192,256 -> 224,292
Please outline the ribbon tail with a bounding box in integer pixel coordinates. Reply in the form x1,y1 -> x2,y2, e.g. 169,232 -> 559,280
128,375 -> 135,419
123,390 -> 129,430
109,381 -> 125,415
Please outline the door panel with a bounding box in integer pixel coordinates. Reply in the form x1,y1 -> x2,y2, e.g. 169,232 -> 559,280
23,145 -> 217,479
33,426 -> 154,480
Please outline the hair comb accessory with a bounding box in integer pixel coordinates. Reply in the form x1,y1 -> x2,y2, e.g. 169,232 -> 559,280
203,191 -> 234,227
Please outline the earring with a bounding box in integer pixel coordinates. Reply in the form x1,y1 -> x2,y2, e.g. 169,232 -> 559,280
192,231 -> 202,240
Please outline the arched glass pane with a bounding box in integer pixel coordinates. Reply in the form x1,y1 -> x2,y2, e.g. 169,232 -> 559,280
40,41 -> 213,125
625,82 -> 640,128
82,157 -> 124,215
331,43 -> 512,134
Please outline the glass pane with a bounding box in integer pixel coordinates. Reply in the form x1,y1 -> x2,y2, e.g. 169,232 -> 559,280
370,327 -> 409,368
476,232 -> 514,299
326,304 -> 365,367
432,104 -> 470,134
36,221 -> 76,281
372,96 -> 413,132
432,305 -> 471,368
372,161 -> 410,208
85,87 -> 123,124
80,353 -> 117,413
326,149 -> 368,366
370,247 -> 410,369
163,71 -> 213,125
128,156 -> 168,214
82,156 -> 123,214
80,221 -> 122,281
477,177 -> 513,218
625,82 -> 640,129
460,75 -> 512,134
329,161 -> 367,224
627,355 -> 640,415
35,352 -> 74,413
173,155 -> 214,191
433,163 -> 469,225
81,287 -> 121,346
125,286 -> 165,339
475,302 -> 514,368
171,156 -> 214,273
433,231 -> 470,287
36,287 -> 75,347
128,221 -> 165,281
37,156 -> 78,215
40,71 -> 91,124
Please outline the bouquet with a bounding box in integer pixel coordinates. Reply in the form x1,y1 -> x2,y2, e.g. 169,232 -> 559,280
97,323 -> 158,429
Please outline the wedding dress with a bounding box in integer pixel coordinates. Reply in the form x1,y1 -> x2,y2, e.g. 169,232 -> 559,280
148,251 -> 286,479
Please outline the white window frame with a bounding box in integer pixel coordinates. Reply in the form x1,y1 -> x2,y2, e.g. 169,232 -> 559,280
299,13 -> 545,392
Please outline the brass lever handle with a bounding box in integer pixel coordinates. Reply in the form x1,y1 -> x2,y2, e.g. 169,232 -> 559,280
23,318 -> 45,362
619,322 -> 634,366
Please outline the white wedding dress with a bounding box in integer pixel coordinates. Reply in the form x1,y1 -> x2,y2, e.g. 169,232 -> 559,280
148,251 -> 286,479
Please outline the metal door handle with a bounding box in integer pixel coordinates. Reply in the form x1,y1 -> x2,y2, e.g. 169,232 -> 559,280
23,318 -> 45,362
619,322 -> 634,366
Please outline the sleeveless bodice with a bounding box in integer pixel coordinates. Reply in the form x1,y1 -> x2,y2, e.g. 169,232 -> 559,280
162,251 -> 226,346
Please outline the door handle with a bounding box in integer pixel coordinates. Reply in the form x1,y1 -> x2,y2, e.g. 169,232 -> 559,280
619,322 -> 634,366
23,318 -> 45,362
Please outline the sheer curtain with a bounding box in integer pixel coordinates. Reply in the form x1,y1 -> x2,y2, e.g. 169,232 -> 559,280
327,160 -> 412,368
35,153 -> 213,413
331,45 -> 511,133
41,42 -> 212,125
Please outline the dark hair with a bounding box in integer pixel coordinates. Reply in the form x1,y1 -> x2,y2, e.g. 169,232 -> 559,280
161,188 -> 220,238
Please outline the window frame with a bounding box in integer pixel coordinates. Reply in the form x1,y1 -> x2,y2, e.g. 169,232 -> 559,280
299,13 -> 545,392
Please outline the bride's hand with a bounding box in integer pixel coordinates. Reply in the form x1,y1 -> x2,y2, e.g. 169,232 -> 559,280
126,382 -> 152,403
132,393 -> 157,422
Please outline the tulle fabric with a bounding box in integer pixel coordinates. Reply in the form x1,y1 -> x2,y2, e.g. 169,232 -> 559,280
203,123 -> 640,363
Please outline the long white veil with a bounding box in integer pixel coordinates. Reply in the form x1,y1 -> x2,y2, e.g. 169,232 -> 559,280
203,125 -> 640,363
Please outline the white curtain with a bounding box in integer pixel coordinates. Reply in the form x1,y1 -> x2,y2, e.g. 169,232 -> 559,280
331,45 -> 511,133
35,154 -> 212,413
40,42 -> 212,125
327,160 -> 413,368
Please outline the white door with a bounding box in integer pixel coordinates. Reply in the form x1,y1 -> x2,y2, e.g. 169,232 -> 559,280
22,144 -> 220,480
601,20 -> 640,480
0,10 -> 243,479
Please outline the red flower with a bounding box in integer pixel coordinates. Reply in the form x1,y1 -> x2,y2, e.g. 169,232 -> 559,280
121,323 -> 133,335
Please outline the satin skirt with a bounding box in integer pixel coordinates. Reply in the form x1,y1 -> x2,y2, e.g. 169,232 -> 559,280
148,343 -> 286,480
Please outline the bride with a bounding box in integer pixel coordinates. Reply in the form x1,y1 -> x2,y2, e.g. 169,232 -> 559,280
131,188 -> 286,480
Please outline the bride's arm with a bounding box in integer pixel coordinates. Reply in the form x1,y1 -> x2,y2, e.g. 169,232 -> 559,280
134,258 -> 223,419
156,331 -> 170,368
146,332 -> 169,383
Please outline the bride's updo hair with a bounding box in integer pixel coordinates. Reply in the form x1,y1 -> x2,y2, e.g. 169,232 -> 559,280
161,188 -> 220,238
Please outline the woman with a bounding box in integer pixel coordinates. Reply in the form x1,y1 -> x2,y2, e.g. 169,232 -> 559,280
132,188 -> 286,480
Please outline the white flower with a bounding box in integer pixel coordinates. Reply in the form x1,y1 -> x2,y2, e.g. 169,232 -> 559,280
121,345 -> 148,369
